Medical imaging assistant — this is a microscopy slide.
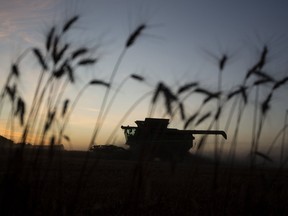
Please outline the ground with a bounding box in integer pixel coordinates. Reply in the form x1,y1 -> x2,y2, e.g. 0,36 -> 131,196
0,148 -> 288,215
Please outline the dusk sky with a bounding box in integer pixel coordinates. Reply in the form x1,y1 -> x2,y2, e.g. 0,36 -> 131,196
1,0 -> 288,158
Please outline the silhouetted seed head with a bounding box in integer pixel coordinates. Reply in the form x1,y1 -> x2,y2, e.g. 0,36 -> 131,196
273,76 -> 288,90
130,74 -> 145,82
52,36 -> 59,63
53,61 -> 73,81
184,112 -> 199,129
125,24 -> 146,48
62,99 -> 69,117
78,58 -> 97,66
5,85 -> 16,102
162,85 -> 178,115
63,135 -> 70,142
163,86 -> 177,102
11,64 -> 19,77
177,82 -> 198,94
55,44 -> 69,63
195,112 -> 211,126
261,92 -> 272,115
45,110 -> 56,132
219,54 -> 227,71
71,48 -> 88,59
152,82 -> 163,104
46,26 -> 55,52
33,48 -> 48,70
15,97 -> 25,126
15,97 -> 23,115
48,110 -> 56,123
53,67 -> 65,79
259,45 -> 268,68
151,82 -> 177,115
89,80 -> 110,88
62,15 -> 79,33
65,64 -> 74,83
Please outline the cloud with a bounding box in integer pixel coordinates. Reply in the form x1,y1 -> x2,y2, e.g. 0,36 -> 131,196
80,107 -> 100,112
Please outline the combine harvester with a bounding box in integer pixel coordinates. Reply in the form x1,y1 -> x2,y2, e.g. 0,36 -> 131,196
121,118 -> 227,161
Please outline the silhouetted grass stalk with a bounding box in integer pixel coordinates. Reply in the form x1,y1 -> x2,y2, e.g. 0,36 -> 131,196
89,50 -> 126,148
97,74 -> 146,143
280,110 -> 288,163
212,56 -> 225,196
105,90 -> 153,144
250,85 -> 260,168
57,79 -> 110,146
90,24 -> 147,148
22,74 -> 54,144
0,50 -> 28,120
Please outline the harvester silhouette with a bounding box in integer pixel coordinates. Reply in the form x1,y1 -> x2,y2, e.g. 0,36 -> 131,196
121,118 -> 227,160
